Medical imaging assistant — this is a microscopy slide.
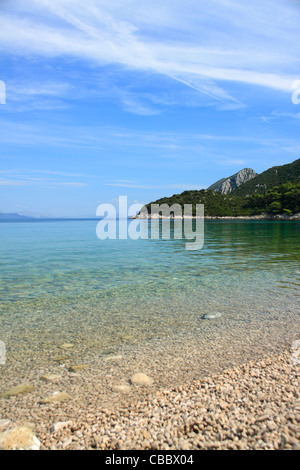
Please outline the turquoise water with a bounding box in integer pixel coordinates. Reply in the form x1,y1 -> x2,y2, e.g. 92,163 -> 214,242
0,219 -> 299,383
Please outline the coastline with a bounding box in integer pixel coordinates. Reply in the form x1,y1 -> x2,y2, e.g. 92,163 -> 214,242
1,343 -> 299,450
132,212 -> 300,221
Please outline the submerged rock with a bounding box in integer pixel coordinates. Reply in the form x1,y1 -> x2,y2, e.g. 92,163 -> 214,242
39,391 -> 72,404
40,374 -> 62,383
0,426 -> 40,450
53,355 -> 70,362
59,343 -> 74,350
1,384 -> 35,398
201,312 -> 223,320
130,373 -> 154,386
68,364 -> 89,372
103,355 -> 123,362
112,384 -> 131,393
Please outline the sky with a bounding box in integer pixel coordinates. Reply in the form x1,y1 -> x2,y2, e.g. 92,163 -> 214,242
0,0 -> 300,217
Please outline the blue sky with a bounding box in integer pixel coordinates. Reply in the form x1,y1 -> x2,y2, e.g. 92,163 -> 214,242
0,0 -> 300,217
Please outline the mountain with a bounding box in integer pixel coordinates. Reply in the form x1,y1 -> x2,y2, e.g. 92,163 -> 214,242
16,210 -> 55,219
137,158 -> 300,218
231,158 -> 300,196
138,181 -> 300,218
208,168 -> 257,194
0,212 -> 36,221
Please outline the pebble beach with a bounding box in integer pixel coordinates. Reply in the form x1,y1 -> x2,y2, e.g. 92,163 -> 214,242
0,344 -> 299,450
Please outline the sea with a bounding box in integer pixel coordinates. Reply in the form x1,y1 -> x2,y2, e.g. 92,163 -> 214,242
0,219 -> 299,390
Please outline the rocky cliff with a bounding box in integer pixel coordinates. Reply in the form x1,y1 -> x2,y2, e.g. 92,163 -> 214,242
208,168 -> 257,194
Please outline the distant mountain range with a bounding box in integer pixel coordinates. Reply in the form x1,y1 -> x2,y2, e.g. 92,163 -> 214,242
0,212 -> 36,221
0,212 -> 97,221
0,210 -> 56,221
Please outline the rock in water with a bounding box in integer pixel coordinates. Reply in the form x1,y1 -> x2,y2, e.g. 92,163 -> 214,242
59,343 -> 74,350
39,391 -> 72,404
68,364 -> 89,372
201,312 -> 223,320
130,373 -> 154,386
112,384 -> 131,393
40,374 -> 62,383
1,384 -> 35,398
0,426 -> 40,450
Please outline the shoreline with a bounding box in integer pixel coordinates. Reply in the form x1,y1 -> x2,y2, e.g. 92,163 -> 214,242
1,343 -> 299,450
132,213 -> 300,221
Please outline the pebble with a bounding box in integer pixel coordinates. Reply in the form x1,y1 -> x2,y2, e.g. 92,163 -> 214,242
112,384 -> 131,393
0,419 -> 12,432
50,421 -> 73,434
103,355 -> 123,362
68,365 -> 89,373
40,375 -> 62,383
201,312 -> 223,320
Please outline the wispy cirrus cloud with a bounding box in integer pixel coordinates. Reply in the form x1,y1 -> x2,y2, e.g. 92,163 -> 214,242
104,180 -> 207,190
0,168 -> 87,187
0,179 -> 87,187
0,0 -> 299,110
260,110 -> 300,122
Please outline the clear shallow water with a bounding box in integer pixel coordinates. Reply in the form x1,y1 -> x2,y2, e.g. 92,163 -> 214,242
0,220 -> 299,386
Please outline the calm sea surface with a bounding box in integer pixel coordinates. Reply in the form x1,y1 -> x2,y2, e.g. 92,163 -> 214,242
0,219 -> 299,385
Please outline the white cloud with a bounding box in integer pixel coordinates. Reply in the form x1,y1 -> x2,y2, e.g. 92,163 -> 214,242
0,167 -> 88,187
0,0 -> 299,105
104,181 -> 207,190
0,179 -> 87,187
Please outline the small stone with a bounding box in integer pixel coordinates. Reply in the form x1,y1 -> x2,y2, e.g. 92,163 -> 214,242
50,421 -> 73,434
103,355 -> 123,361
1,384 -> 35,398
53,355 -> 70,362
41,374 -> 62,383
61,437 -> 73,449
255,414 -> 270,423
112,384 -> 131,393
201,312 -> 222,320
130,373 -> 154,386
68,364 -> 89,372
59,343 -> 74,350
0,419 -> 12,432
